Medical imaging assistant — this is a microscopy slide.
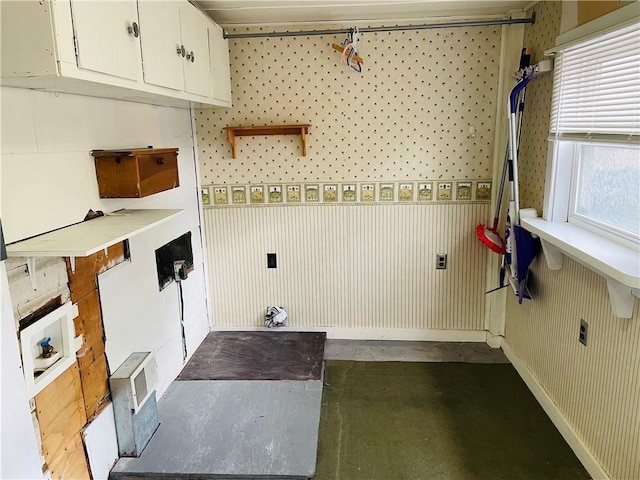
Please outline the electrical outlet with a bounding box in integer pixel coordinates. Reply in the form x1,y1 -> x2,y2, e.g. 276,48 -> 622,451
436,253 -> 447,270
579,319 -> 588,346
174,260 -> 188,281
267,253 -> 277,269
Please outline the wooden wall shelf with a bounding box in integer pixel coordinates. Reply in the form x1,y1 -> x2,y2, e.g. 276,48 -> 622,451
6,209 -> 182,289
224,124 -> 311,159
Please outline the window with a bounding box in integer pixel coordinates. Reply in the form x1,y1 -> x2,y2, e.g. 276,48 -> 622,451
545,20 -> 640,247
527,8 -> 640,318
573,142 -> 639,243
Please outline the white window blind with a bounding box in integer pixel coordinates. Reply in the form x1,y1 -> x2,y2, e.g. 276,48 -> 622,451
550,21 -> 640,137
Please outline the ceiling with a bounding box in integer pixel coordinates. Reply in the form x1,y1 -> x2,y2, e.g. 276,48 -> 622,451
195,1 -> 535,26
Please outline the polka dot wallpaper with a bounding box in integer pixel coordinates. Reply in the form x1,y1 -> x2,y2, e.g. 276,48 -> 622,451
196,22 -> 502,191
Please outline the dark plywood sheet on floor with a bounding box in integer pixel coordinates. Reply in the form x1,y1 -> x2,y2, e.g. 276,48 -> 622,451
110,380 -> 323,479
178,331 -> 326,381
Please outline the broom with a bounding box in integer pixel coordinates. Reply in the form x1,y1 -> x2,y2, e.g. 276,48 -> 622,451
476,71 -> 529,255
476,149 -> 508,254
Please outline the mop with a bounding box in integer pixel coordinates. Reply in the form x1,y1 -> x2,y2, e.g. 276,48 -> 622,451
502,65 -> 542,303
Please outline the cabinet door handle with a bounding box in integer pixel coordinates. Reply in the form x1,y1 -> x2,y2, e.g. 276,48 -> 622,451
177,45 -> 186,57
127,22 -> 139,38
187,51 -> 195,63
156,157 -> 166,165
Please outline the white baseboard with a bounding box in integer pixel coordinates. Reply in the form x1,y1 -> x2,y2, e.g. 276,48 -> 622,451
502,341 -> 609,480
209,325 -> 487,342
485,332 -> 503,348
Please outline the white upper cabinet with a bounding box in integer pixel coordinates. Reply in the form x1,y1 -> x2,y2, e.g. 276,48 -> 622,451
209,23 -> 232,105
0,0 -> 231,108
179,4 -> 212,97
137,1 -> 184,91
70,0 -> 143,81
138,1 -> 212,97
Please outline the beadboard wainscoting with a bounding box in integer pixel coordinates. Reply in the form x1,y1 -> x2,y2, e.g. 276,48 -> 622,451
204,203 -> 490,335
504,256 -> 640,480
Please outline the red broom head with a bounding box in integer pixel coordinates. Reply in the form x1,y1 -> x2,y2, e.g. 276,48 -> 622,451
476,223 -> 506,254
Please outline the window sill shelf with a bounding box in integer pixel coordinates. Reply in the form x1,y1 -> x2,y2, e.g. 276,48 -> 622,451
521,218 -> 639,318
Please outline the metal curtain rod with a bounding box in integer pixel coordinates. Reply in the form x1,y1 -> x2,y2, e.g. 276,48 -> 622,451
223,13 -> 535,39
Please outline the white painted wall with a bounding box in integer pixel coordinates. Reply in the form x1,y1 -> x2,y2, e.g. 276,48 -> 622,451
1,86 -> 197,243
0,86 -> 211,476
82,403 -> 119,480
98,224 -> 209,396
0,261 -> 43,479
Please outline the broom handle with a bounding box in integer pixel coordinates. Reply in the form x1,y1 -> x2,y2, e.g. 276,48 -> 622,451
508,70 -> 535,225
492,150 -> 509,230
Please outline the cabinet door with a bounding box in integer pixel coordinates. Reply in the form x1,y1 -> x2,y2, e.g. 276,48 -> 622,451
179,4 -> 211,97
70,0 -> 142,81
137,1 -> 184,91
209,25 -> 232,105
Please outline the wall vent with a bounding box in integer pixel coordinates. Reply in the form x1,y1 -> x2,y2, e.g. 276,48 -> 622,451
110,352 -> 160,457
110,352 -> 158,413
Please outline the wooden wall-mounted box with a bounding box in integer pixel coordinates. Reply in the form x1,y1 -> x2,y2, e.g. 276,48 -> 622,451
92,148 -> 179,198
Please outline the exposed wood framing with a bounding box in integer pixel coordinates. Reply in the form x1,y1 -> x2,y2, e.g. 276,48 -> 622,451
67,242 -> 127,420
6,256 -> 70,330
34,364 -> 90,480
6,242 -> 128,479
18,295 -> 63,330
75,290 -> 110,418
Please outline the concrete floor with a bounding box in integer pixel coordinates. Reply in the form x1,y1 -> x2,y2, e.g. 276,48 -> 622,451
325,339 -> 510,363
110,380 -> 323,479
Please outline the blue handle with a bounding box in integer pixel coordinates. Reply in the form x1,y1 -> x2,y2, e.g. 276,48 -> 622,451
510,69 -> 535,113
40,336 -> 51,347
